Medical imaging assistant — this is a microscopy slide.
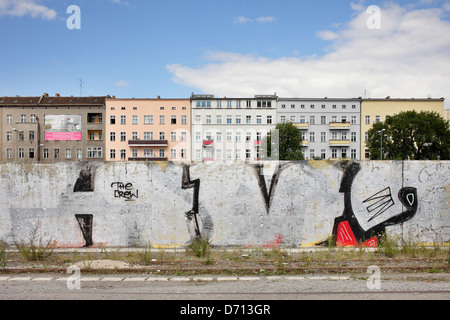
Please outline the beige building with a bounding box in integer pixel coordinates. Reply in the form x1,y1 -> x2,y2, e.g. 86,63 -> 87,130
0,94 -> 106,162
105,97 -> 190,162
361,97 -> 445,159
445,109 -> 450,122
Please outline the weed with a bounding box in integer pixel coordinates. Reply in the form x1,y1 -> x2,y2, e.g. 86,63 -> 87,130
15,222 -> 54,262
0,242 -> 7,268
187,237 -> 211,258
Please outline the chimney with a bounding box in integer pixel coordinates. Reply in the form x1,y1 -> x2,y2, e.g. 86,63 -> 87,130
157,96 -> 161,99
55,93 -> 60,97
44,93 -> 49,97
112,96 -> 116,99
386,96 -> 390,99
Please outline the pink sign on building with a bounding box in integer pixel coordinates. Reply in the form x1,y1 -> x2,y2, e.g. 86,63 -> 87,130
45,132 -> 82,141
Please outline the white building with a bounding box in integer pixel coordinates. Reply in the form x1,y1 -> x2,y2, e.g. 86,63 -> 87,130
191,94 -> 277,162
277,98 -> 362,160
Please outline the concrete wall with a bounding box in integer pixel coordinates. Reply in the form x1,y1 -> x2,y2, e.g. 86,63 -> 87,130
0,160 -> 448,248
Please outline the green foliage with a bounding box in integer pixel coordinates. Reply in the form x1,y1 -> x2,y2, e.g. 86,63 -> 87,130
367,111 -> 450,160
263,122 -> 304,160
15,223 -> 54,262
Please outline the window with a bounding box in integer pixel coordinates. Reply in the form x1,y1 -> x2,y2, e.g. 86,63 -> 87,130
267,115 -> 272,124
321,132 -> 326,142
18,148 -> 24,159
236,132 -> 241,142
43,149 -> 49,159
227,132 -> 232,142
257,100 -> 272,108
206,115 -> 211,124
144,115 -> 153,124
21,114 -> 26,123
132,115 -> 138,124
110,132 -> 116,141
365,149 -> 370,159
110,149 -> 116,159
310,132 -> 315,142
290,115 -> 296,122
342,132 -> 347,141
87,147 -> 102,158
352,105 -> 357,109
246,115 -> 251,124
7,114 -> 12,124
365,115 -> 371,124
351,116 -> 357,124
181,115 -> 187,124
132,132 -> 138,140
110,115 -> 116,124
246,132 -> 251,142
342,149 -> 347,159
171,115 -> 177,124
30,131 -> 35,141
171,132 -> 177,141
310,104 -> 315,109
291,104 -> 295,109
195,115 -> 201,124
181,149 -> 187,159
159,115 -> 165,124
321,116 -> 326,124
6,149 -> 12,159
217,101 -> 222,108
6,131 -> 12,141
236,100 -> 241,108
227,116 -> 232,124
30,114 -> 36,123
29,148 -> 35,159
375,115 -> 380,123
120,115 -> 126,124
171,149 -> 176,159
216,115 -> 222,124
236,115 -> 241,124
321,105 -> 326,109
246,100 -> 251,108
256,115 -> 262,124
195,132 -> 201,141
65,149 -> 71,159
342,105 -> 346,109
227,100 -> 232,108
132,149 -> 137,158
216,149 -> 222,160
351,132 -> 357,142
332,149 -> 337,159
144,149 -> 153,157
120,149 -> 126,160
181,132 -> 187,141
159,132 -> 165,140
321,149 -> 326,160
54,149 -> 60,159
216,132 -> 222,142
159,149 -> 165,158
332,131 -> 338,140
77,149 -> 82,159
280,116 -> 286,123
310,116 -> 315,125
246,149 -> 251,160
310,149 -> 315,159
119,132 -> 126,141
351,149 -> 357,160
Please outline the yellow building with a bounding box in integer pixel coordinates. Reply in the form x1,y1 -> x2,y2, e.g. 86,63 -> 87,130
445,109 -> 450,122
361,97 -> 445,159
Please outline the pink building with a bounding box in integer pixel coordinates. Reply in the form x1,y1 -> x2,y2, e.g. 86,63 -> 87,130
105,97 -> 190,162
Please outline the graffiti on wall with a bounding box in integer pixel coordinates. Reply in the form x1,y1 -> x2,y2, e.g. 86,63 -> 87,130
253,163 -> 284,214
181,165 -> 202,239
111,182 -> 139,201
330,162 -> 418,247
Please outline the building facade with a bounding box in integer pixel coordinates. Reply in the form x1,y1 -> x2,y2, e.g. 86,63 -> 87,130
277,98 -> 362,160
0,94 -> 106,162
360,97 -> 445,159
190,94 -> 277,162
105,97 -> 190,162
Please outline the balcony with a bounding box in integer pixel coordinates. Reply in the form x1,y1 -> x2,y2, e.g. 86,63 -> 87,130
329,122 -> 351,130
254,140 -> 263,146
293,123 -> 309,130
128,157 -> 168,162
128,140 -> 168,147
329,140 -> 351,146
203,140 -> 214,147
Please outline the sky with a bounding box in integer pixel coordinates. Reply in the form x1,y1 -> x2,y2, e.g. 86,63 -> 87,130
0,0 -> 449,108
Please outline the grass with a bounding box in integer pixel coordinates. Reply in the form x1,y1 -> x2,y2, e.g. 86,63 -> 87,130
14,222 -> 54,262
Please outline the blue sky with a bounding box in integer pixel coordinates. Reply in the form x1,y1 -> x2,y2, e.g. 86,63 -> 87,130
1,0 -> 449,106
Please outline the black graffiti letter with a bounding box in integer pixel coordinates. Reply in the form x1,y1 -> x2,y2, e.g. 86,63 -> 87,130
181,165 -> 201,238
75,214 -> 93,247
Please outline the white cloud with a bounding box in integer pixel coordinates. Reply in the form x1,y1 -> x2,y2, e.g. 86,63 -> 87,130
114,80 -> 130,88
0,0 -> 56,20
233,15 -> 275,24
316,30 -> 339,40
168,3 -> 450,107
256,16 -> 275,23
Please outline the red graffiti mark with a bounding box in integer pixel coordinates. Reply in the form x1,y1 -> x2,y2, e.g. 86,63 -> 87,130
336,221 -> 378,247
263,234 -> 283,248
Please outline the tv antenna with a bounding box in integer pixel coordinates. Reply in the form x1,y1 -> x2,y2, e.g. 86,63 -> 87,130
77,79 -> 85,97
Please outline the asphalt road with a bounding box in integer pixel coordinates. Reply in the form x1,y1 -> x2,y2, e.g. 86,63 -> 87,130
0,272 -> 448,301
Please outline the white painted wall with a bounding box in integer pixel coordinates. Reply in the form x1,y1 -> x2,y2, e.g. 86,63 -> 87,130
0,160 -> 448,248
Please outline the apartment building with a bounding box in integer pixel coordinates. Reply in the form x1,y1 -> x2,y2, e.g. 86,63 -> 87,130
190,94 -> 277,161
0,94 -> 106,162
105,97 -> 190,162
277,98 -> 362,160
361,97 -> 445,159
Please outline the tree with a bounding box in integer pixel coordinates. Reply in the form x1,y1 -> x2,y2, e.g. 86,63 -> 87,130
366,111 -> 450,160
263,122 -> 304,160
